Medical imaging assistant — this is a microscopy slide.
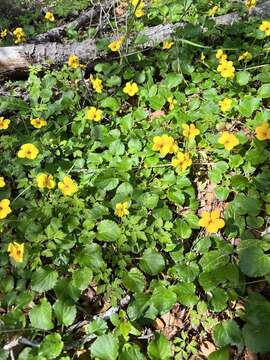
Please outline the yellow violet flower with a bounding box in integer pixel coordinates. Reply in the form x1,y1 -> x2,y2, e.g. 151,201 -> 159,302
152,135 -> 178,156
36,174 -> 55,189
8,242 -> 24,263
171,152 -> 192,173
245,0 -> 256,10
86,107 -> 103,122
108,36 -> 124,52
0,177 -> 5,188
167,97 -> 177,111
182,123 -> 200,139
218,131 -> 239,150
0,199 -> 12,219
0,29 -> 8,39
0,116 -> 10,130
238,51 -> 252,61
219,98 -> 232,112
115,202 -> 129,217
58,176 -> 78,196
13,27 -> 25,43
17,144 -> 39,160
123,82 -> 139,96
255,122 -> 270,140
163,41 -> 174,50
199,209 -> 225,233
68,55 -> 80,69
131,0 -> 145,18
259,21 -> 270,36
216,49 -> 227,62
31,118 -> 47,128
45,11 -> 55,21
217,60 -> 235,79
89,75 -> 103,94
208,5 -> 218,16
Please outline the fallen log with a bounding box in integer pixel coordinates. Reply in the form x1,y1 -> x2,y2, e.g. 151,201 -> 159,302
1,0 -> 270,79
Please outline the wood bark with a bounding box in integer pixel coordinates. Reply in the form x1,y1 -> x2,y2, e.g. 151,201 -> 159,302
1,0 -> 270,79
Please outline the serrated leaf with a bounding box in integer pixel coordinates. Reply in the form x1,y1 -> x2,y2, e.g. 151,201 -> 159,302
97,220 -> 121,242
147,333 -> 172,360
29,299 -> 54,330
32,267 -> 58,293
123,268 -> 146,293
213,320 -> 243,350
53,300 -> 77,326
39,334 -> 64,359
139,249 -> 165,276
91,334 -> 119,360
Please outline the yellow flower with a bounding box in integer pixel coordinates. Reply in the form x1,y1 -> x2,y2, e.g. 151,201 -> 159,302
218,132 -> 239,150
89,75 -> 103,94
30,118 -> 47,128
58,176 -> 78,196
123,82 -> 139,96
255,122 -> 270,140
0,177 -> 5,188
152,135 -> 178,156
131,0 -> 145,17
200,52 -> 206,61
0,199 -> 12,219
208,5 -> 218,16
245,0 -> 256,10
86,107 -> 103,122
36,174 -> 55,189
0,116 -> 10,130
0,29 -> 8,39
238,51 -> 252,61
108,36 -> 124,52
171,152 -> 192,173
68,55 -> 80,69
115,202 -> 129,217
17,144 -> 39,160
219,98 -> 232,112
13,27 -> 25,43
216,49 -> 227,62
182,123 -> 200,139
163,41 -> 174,50
45,11 -> 55,21
167,97 -> 177,111
198,209 -> 225,233
8,242 -> 24,263
217,60 -> 235,79
259,21 -> 270,36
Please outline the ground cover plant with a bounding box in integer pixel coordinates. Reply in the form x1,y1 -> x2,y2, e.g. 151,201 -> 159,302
1,0 -> 270,359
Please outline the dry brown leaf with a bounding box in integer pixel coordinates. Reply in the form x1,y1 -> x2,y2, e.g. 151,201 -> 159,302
244,349 -> 258,360
199,341 -> 216,358
149,110 -> 165,121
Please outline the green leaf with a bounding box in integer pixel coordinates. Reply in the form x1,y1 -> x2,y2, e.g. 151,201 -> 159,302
258,83 -> 270,98
147,333 -> 172,360
150,286 -> 177,314
163,73 -> 183,88
119,344 -> 145,360
175,219 -> 192,239
239,246 -> 270,277
53,300 -> 77,326
100,97 -> 119,111
238,95 -> 260,117
127,294 -> 150,321
213,320 -> 244,350
90,334 -> 119,360
97,220 -> 121,242
123,268 -> 146,293
210,288 -> 228,312
149,95 -> 166,110
72,267 -> 93,291
208,348 -> 230,360
172,283 -> 198,307
39,334 -> 64,359
31,267 -> 58,293
88,318 -> 108,335
139,249 -> 165,276
236,71 -> 250,86
29,298 -> 54,330
243,324 -> 270,353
